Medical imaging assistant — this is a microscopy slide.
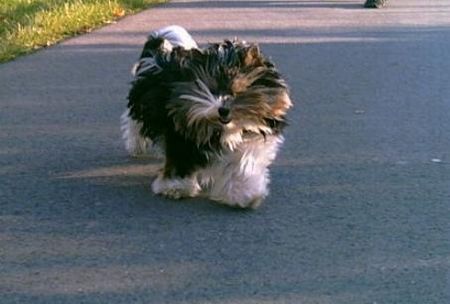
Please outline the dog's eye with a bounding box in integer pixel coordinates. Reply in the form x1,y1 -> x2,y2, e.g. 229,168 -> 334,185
267,119 -> 276,128
265,118 -> 287,134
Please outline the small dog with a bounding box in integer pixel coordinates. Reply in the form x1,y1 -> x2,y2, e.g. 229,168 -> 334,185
121,25 -> 293,208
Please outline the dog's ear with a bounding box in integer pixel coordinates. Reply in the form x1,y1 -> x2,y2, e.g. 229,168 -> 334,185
242,44 -> 264,67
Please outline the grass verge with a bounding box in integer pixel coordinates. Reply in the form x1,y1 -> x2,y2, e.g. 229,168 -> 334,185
0,0 -> 165,63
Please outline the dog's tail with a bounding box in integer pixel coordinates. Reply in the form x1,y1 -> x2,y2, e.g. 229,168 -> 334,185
132,25 -> 198,76
149,25 -> 198,51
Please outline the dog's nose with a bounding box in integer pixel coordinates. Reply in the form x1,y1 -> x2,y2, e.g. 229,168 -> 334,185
218,107 -> 230,118
218,107 -> 231,124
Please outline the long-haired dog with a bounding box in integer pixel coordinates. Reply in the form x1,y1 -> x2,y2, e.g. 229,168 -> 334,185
121,25 -> 293,208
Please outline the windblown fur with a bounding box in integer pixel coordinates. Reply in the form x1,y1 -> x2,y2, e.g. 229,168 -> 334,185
121,25 -> 293,208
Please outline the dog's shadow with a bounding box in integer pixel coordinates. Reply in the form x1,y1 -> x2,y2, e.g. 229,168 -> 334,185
54,156 -> 254,214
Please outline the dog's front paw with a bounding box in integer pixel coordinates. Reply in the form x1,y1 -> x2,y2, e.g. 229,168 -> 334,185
206,172 -> 270,208
219,194 -> 266,209
247,196 -> 264,209
151,174 -> 200,199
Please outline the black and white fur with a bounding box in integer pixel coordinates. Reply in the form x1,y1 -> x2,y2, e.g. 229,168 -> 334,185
121,25 -> 293,208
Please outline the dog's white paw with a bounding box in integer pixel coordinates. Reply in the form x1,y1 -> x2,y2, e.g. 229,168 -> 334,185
205,170 -> 270,209
247,196 -> 264,209
151,174 -> 201,199
217,193 -> 266,209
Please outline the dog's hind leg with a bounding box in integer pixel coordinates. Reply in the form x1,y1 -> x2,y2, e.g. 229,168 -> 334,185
120,109 -> 152,156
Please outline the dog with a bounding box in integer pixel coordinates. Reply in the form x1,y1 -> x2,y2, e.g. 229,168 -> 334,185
121,25 -> 293,208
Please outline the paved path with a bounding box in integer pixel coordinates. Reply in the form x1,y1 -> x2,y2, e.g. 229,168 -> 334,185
1,1 -> 449,303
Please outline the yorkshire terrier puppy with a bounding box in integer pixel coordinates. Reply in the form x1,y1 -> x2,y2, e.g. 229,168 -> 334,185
121,25 -> 293,208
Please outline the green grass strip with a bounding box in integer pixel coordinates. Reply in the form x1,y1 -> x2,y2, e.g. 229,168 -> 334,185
0,0 -> 165,63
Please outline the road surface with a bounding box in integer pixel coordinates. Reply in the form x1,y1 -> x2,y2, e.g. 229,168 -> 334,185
1,0 -> 449,303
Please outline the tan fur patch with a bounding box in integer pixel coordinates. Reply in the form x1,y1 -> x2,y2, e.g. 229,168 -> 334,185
272,92 -> 293,117
243,45 -> 264,67
231,75 -> 251,94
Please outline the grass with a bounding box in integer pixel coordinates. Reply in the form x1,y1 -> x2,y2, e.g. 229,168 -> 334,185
0,0 -> 165,63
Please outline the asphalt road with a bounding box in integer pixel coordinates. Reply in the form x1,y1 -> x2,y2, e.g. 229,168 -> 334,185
1,1 -> 449,303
